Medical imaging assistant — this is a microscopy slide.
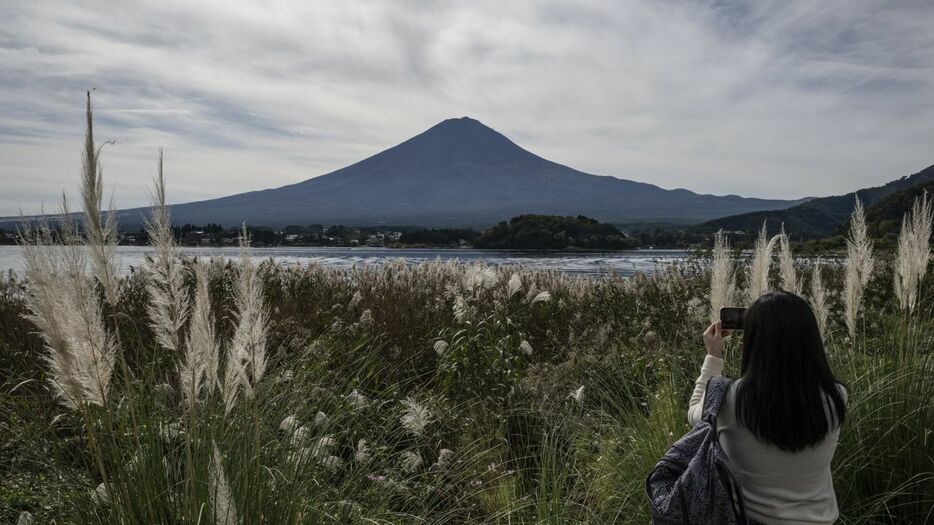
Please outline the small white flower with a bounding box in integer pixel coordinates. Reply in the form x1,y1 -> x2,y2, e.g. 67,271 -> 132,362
312,435 -> 336,458
506,273 -> 522,297
433,340 -> 449,356
279,415 -> 300,434
434,448 -> 454,470
349,290 -> 363,308
400,397 -> 432,436
277,369 -> 294,384
159,421 -> 181,442
354,439 -> 371,464
321,455 -> 344,471
347,389 -> 369,409
93,482 -> 110,505
313,411 -> 329,428
400,451 -> 423,473
519,340 -> 533,356
569,386 -> 585,405
291,426 -> 312,447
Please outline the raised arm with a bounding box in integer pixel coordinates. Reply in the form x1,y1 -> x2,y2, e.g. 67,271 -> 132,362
688,321 -> 729,425
687,355 -> 724,425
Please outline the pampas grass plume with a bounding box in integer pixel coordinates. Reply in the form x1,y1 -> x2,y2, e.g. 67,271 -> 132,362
843,197 -> 874,341
80,91 -> 121,305
894,191 -> 933,312
180,261 -> 218,407
777,225 -> 800,294
709,229 -> 736,322
809,258 -> 829,341
745,222 -> 777,304
145,150 -> 189,352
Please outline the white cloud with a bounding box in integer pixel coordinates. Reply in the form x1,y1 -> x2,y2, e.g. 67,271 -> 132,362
1,0 -> 932,216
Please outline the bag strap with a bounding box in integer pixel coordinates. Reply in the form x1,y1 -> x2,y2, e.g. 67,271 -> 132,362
701,376 -> 733,424
715,458 -> 750,525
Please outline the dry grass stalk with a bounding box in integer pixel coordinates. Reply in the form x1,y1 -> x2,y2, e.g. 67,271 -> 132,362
223,226 -> 267,412
709,229 -> 736,322
843,197 -> 874,341
145,150 -> 189,352
809,258 -> 829,341
80,91 -> 121,305
745,222 -> 777,304
211,446 -> 238,525
180,262 -> 219,407
894,191 -> 933,312
777,225 -> 800,294
21,203 -> 116,409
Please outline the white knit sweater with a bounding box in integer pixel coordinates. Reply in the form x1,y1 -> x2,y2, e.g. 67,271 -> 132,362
688,355 -> 846,525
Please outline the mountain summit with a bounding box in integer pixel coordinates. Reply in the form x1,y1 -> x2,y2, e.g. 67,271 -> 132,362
112,118 -> 807,228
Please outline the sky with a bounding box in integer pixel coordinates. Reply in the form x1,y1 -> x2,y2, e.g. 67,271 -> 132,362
1,0 -> 933,216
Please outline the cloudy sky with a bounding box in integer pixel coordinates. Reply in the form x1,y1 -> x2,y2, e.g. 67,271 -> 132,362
1,0 -> 933,216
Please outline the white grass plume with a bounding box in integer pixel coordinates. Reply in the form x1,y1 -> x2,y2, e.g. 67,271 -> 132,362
777,225 -> 800,294
223,226 -> 267,412
400,396 -> 432,436
180,262 -> 219,407
894,191 -> 933,312
843,197 -> 874,341
80,91 -> 120,305
211,446 -> 238,525
145,150 -> 189,352
21,207 -> 116,409
745,222 -> 777,304
809,258 -> 829,341
709,229 -> 736,322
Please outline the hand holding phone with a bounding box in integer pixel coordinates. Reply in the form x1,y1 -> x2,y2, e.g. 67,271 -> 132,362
719,307 -> 747,331
703,321 -> 729,358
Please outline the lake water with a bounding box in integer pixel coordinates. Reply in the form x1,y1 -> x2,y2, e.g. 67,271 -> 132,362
0,245 -> 689,277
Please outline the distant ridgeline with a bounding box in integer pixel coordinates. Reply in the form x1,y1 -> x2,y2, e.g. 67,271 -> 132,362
474,215 -> 637,250
694,163 -> 934,240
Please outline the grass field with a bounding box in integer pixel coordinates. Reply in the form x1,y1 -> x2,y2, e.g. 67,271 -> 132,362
1,246 -> 932,523
1,99 -> 932,524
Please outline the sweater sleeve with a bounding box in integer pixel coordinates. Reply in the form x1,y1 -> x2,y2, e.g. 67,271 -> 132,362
687,355 -> 724,425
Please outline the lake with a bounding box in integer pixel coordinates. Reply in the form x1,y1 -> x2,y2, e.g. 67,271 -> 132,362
0,245 -> 690,277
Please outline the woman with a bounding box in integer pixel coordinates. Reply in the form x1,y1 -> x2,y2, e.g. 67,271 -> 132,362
688,290 -> 848,524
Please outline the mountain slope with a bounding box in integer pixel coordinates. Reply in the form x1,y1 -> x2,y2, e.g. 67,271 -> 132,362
694,164 -> 934,238
859,180 -> 934,240
8,117 -> 809,229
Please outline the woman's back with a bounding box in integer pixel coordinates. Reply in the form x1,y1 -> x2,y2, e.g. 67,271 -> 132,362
719,377 -> 845,524
689,291 -> 849,524
688,357 -> 846,524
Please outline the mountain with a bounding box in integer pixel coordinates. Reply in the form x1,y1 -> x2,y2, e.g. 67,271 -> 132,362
7,117 -> 809,229
694,164 -> 934,239
859,180 -> 934,241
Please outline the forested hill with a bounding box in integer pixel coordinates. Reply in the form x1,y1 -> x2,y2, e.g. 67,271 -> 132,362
474,215 -> 637,250
856,180 -> 934,242
694,164 -> 934,239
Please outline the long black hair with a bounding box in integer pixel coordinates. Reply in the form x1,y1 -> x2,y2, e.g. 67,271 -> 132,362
735,290 -> 847,452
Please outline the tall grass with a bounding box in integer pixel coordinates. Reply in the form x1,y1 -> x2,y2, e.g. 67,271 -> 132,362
745,222 -> 777,304
2,97 -> 932,524
844,197 -> 875,343
709,229 -> 736,322
894,191 -> 933,313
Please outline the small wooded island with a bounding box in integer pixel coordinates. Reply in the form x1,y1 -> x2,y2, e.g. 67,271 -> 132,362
474,215 -> 637,250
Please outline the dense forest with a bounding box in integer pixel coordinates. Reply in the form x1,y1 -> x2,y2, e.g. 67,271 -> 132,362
474,215 -> 637,250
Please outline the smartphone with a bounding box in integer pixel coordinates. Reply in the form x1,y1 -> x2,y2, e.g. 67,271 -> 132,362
719,307 -> 747,331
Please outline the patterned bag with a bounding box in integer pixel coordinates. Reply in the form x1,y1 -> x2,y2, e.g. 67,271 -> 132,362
645,376 -> 750,524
